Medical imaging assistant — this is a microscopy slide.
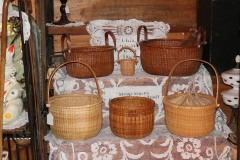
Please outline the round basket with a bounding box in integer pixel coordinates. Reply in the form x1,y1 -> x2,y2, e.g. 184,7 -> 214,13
163,59 -> 220,137
109,96 -> 155,139
137,25 -> 206,76
46,61 -> 103,140
62,31 -> 116,78
117,46 -> 138,76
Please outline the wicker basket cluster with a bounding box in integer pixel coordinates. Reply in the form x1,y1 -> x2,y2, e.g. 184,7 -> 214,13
137,25 -> 206,76
62,31 -> 116,78
46,61 -> 103,140
163,59 -> 219,137
109,96 -> 155,139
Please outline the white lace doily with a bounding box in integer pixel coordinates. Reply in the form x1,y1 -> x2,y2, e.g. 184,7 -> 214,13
86,19 -> 170,74
46,21 -> 85,27
3,110 -> 28,130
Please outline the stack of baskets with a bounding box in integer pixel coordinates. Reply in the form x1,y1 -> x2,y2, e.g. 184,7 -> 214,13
163,59 -> 219,137
61,31 -> 116,78
46,61 -> 103,140
137,25 -> 206,76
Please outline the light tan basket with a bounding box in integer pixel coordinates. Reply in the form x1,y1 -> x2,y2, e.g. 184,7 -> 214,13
46,61 -> 103,140
117,46 -> 138,76
163,59 -> 220,137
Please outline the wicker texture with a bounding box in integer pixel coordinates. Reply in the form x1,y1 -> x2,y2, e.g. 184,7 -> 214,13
117,46 -> 138,76
109,96 -> 155,139
46,61 -> 103,140
163,59 -> 219,137
137,25 -> 206,76
63,31 -> 116,78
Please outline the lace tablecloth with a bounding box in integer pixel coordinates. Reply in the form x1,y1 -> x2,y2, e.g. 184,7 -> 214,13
45,65 -> 232,159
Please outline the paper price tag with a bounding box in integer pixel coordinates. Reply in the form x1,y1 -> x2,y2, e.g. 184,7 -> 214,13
47,113 -> 54,125
65,6 -> 70,14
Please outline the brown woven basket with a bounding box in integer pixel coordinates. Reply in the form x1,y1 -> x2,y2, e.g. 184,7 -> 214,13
62,31 -> 116,78
137,25 -> 206,76
163,59 -> 220,137
109,96 -> 155,139
117,46 -> 138,76
46,61 -> 103,140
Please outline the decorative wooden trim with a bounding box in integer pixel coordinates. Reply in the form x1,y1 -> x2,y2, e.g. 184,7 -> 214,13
47,24 -> 195,35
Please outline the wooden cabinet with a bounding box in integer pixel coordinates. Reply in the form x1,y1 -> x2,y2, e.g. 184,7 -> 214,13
198,0 -> 240,73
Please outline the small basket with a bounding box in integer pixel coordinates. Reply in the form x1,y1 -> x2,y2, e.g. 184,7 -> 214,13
109,96 -> 155,139
137,25 -> 206,76
117,46 -> 138,76
46,61 -> 103,140
163,59 -> 220,137
62,31 -> 116,78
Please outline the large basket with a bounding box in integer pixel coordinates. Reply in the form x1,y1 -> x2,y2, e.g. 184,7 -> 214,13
63,31 -> 116,78
163,59 -> 220,137
137,25 -> 206,76
117,46 -> 138,76
46,61 -> 103,140
109,96 -> 155,139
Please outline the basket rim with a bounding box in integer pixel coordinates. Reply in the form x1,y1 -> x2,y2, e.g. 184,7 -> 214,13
139,39 -> 199,49
163,93 -> 217,109
109,96 -> 155,109
49,94 -> 102,108
70,46 -> 116,52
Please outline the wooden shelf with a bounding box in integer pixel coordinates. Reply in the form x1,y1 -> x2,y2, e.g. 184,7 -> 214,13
47,24 -> 194,36
47,25 -> 88,35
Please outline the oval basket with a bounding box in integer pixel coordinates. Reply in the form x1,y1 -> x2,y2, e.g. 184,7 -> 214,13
137,26 -> 206,76
63,31 -> 116,78
163,59 -> 219,137
46,61 -> 103,140
109,96 -> 155,139
117,46 -> 138,76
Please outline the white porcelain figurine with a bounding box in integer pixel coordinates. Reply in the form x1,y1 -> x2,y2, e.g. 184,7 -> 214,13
3,44 -> 23,124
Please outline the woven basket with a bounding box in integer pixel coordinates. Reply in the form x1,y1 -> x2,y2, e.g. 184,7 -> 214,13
109,96 -> 155,139
117,46 -> 138,76
137,25 -> 206,76
62,31 -> 116,78
46,61 -> 103,140
163,59 -> 219,137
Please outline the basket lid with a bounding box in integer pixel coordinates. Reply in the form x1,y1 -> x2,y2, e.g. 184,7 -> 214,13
166,93 -> 214,106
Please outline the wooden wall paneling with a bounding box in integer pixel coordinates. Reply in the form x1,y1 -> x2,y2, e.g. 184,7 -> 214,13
52,0 -> 198,52
54,0 -> 197,26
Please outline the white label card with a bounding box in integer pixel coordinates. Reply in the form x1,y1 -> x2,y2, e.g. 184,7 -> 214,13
104,86 -> 162,106
47,113 -> 54,125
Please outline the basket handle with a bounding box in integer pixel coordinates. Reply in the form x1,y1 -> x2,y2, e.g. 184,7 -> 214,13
164,59 -> 220,106
116,46 -> 138,63
46,61 -> 102,106
188,27 -> 207,47
61,34 -> 71,52
105,31 -> 117,48
137,25 -> 148,42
